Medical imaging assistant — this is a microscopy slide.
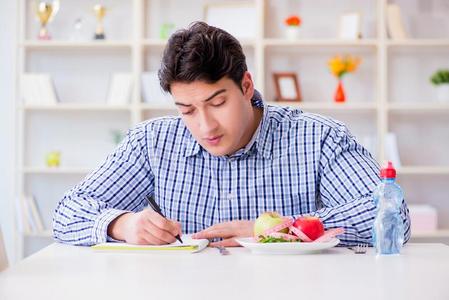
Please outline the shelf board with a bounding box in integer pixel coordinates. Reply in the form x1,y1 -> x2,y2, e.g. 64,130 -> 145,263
22,103 -> 132,112
387,39 -> 449,47
143,38 -> 255,47
263,38 -> 378,47
140,103 -> 177,110
411,230 -> 449,238
23,167 -> 92,175
24,230 -> 52,238
397,166 -> 449,175
388,103 -> 449,113
21,40 -> 133,49
270,101 -> 377,112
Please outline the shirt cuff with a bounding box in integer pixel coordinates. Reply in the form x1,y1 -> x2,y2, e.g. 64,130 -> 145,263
91,209 -> 131,244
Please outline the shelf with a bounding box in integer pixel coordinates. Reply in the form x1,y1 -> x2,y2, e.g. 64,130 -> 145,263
21,40 -> 133,49
387,39 -> 449,47
23,167 -> 92,175
411,230 -> 449,238
388,103 -> 449,113
22,103 -> 132,112
397,166 -> 449,175
270,101 -> 377,112
143,38 -> 255,48
263,38 -> 378,48
24,230 -> 52,238
140,103 -> 177,110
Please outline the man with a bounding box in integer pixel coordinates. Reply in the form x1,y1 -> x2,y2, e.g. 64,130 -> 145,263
53,22 -> 411,247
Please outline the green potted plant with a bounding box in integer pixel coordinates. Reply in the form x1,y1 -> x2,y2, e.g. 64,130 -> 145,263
430,69 -> 449,103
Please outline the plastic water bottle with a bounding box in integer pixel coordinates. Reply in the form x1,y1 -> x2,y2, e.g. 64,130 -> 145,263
372,161 -> 404,255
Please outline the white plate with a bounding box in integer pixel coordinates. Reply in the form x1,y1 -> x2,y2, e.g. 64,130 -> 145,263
235,237 -> 340,255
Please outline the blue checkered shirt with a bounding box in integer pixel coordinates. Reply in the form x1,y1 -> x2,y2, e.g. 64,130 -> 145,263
53,91 -> 411,246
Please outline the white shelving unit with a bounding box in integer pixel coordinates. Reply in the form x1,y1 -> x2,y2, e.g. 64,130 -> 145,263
14,0 -> 449,258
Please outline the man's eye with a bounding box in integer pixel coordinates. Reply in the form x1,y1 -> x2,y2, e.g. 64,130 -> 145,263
211,101 -> 225,107
182,110 -> 194,115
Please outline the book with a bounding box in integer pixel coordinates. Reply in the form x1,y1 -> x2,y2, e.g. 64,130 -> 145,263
106,73 -> 133,105
21,73 -> 58,105
20,195 -> 35,233
27,195 -> 45,232
91,235 -> 209,253
386,4 -> 408,39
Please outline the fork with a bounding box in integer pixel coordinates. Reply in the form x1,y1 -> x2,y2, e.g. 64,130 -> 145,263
216,245 -> 230,255
352,244 -> 368,254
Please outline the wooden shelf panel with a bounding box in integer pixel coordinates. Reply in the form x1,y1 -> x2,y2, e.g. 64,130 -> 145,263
23,167 -> 92,175
387,39 -> 449,47
271,102 -> 377,111
21,41 -> 133,49
263,39 -> 378,47
397,166 -> 449,175
388,103 -> 449,113
22,104 -> 132,112
411,230 -> 449,238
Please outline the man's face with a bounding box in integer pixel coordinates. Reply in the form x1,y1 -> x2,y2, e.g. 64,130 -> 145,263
171,72 -> 256,156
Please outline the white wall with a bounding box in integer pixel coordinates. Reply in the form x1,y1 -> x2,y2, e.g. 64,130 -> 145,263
0,0 -> 18,264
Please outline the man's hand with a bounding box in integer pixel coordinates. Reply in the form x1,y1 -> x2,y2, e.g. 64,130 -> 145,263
107,209 -> 182,245
192,220 -> 254,247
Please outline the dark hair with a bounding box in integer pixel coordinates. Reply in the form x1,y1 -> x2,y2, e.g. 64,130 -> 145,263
158,21 -> 248,93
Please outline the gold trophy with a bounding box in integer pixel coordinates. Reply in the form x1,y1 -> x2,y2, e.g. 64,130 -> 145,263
93,4 -> 107,40
34,1 -> 59,40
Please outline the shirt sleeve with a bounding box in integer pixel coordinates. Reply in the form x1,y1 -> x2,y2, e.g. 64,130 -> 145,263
52,123 -> 155,246
310,124 -> 411,247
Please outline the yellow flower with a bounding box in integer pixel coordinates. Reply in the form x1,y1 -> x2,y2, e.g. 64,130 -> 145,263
328,55 -> 361,78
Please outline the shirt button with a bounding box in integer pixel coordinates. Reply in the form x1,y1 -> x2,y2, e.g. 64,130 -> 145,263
227,193 -> 234,201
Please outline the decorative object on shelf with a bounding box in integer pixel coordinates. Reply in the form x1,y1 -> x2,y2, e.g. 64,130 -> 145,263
34,1 -> 59,40
45,151 -> 61,168
93,4 -> 107,40
384,132 -> 401,168
328,55 -> 361,103
338,12 -> 362,40
159,23 -> 175,40
106,73 -> 133,105
284,15 -> 301,40
21,73 -> 58,105
386,4 -> 408,39
141,72 -> 173,106
204,2 -> 256,39
272,72 -> 301,102
110,129 -> 125,145
70,17 -> 85,41
430,69 -> 449,103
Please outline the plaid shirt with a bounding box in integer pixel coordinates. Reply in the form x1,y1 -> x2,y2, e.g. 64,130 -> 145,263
53,91 -> 411,246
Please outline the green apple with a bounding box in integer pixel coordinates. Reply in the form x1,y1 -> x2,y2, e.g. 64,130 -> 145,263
253,211 -> 288,237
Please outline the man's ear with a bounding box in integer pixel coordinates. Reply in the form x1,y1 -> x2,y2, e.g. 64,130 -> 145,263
241,71 -> 254,100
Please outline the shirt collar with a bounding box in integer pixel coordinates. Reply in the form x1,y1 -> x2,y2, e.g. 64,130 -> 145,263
183,89 -> 272,159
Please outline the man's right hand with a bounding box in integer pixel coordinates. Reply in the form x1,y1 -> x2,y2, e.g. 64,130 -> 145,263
107,209 -> 182,245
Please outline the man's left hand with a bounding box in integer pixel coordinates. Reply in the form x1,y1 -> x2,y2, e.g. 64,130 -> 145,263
192,220 -> 254,247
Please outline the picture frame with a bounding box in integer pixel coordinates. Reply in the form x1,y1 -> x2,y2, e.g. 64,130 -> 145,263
338,12 -> 362,40
203,1 -> 256,40
272,73 -> 301,102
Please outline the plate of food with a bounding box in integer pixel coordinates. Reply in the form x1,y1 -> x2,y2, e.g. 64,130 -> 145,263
236,212 -> 344,255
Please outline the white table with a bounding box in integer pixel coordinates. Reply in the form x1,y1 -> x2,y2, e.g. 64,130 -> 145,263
1,243 -> 449,300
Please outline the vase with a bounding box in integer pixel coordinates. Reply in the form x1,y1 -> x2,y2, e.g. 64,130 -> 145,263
436,84 -> 449,103
285,26 -> 300,40
334,80 -> 346,103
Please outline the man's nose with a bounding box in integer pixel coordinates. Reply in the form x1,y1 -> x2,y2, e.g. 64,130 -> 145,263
198,111 -> 218,134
